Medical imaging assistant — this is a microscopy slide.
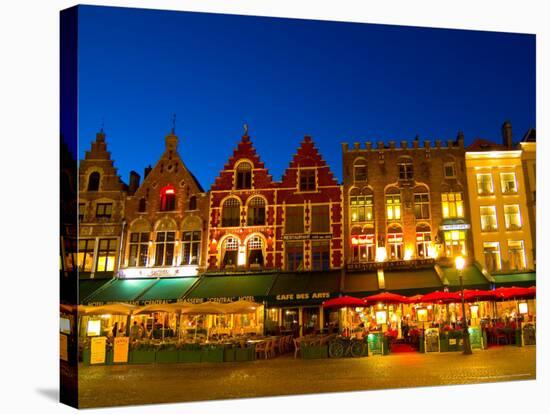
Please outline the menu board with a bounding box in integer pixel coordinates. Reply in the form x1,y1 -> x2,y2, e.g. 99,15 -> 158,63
425,328 -> 440,353
113,337 -> 129,363
90,336 -> 107,364
469,327 -> 482,349
60,333 -> 68,362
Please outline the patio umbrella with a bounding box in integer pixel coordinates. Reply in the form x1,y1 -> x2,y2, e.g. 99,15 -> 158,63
406,295 -> 424,304
223,300 -> 261,314
322,296 -> 366,309
363,292 -> 409,305
84,302 -> 138,316
419,291 -> 460,304
494,286 -> 535,300
461,289 -> 496,302
134,303 -> 189,315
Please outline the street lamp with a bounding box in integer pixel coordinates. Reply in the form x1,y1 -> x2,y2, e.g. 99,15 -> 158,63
455,256 -> 472,355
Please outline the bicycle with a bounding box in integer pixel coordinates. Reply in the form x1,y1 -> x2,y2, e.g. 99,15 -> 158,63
328,336 -> 367,358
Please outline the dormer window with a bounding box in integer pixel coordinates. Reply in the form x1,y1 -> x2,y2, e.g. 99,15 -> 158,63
87,172 -> 100,191
299,169 -> 316,192
236,162 -> 252,189
159,186 -> 176,211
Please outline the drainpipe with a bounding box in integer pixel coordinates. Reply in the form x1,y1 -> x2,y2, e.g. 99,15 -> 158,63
117,219 -> 126,278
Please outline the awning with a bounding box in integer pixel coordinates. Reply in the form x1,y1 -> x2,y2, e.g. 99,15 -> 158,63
343,272 -> 379,297
84,278 -> 157,305
78,278 -> 113,304
493,272 -> 536,287
136,277 -> 198,304
267,271 -> 341,306
184,273 -> 278,303
383,268 -> 443,296
440,265 -> 490,289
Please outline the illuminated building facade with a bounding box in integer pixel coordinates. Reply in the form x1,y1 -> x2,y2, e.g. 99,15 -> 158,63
465,122 -> 535,282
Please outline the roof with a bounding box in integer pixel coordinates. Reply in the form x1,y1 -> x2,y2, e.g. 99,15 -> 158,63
466,138 -> 506,152
383,268 -> 443,295
522,128 -> 536,142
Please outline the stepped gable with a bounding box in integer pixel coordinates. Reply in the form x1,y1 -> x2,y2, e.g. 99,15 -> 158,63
211,133 -> 275,191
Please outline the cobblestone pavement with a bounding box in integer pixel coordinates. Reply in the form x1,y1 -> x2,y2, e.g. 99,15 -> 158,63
78,346 -> 535,408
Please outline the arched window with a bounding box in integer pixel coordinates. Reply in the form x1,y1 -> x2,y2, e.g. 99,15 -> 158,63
351,226 -> 375,262
236,162 -> 252,189
398,158 -> 413,181
387,225 -> 404,260
154,218 -> 177,266
222,198 -> 241,227
181,216 -> 202,265
247,197 -> 266,226
385,188 -> 401,221
416,223 -> 431,258
188,195 -> 197,211
222,237 -> 239,267
247,236 -> 264,266
138,198 -> 147,213
87,172 -> 100,191
413,187 -> 430,219
354,159 -> 368,182
128,219 -> 152,267
159,185 -> 176,211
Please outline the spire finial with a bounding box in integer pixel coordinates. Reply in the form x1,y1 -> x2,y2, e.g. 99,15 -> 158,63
243,123 -> 248,136
171,113 -> 176,134
100,118 -> 104,133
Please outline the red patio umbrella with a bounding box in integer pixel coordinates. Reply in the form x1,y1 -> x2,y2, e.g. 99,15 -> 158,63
363,292 -> 409,305
406,295 -> 424,304
322,296 -> 366,309
494,286 -> 535,300
419,291 -> 460,304
461,289 -> 497,302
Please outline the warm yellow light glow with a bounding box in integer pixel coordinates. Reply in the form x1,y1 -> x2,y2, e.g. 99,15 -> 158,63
470,305 -> 479,319
87,320 -> 101,336
367,212 -> 372,220
101,314 -> 111,319
404,248 -> 413,261
455,256 -> 465,270
427,245 -> 438,259
427,305 -> 432,310
375,310 -> 387,325
376,247 -> 387,262
442,203 -> 449,218
519,302 -> 528,314
237,246 -> 246,266
351,237 -> 359,245
417,308 -> 428,322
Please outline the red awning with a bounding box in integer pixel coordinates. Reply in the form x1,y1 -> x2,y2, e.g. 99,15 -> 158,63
322,296 -> 366,309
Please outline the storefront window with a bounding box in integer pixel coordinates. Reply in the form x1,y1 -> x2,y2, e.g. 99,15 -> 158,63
285,206 -> 304,234
386,194 -> 401,220
283,308 -> 299,331
444,230 -> 466,257
441,192 -> 464,218
154,231 -> 175,266
350,194 -> 373,222
504,204 -> 522,230
483,241 -> 501,272
247,197 -> 266,226
500,172 -> 518,194
77,239 -> 95,271
311,205 -> 330,233
312,241 -> 330,270
302,307 -> 319,334
222,198 -> 241,227
480,206 -> 498,231
222,237 -> 238,267
414,193 -> 430,219
286,242 -> 303,271
96,238 -> 117,271
476,173 -> 494,195
182,231 -> 201,265
247,236 -> 264,266
387,232 -> 403,260
508,240 -> 526,270
128,232 -> 149,267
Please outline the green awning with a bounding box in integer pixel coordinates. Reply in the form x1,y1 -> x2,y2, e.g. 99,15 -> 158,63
493,272 -> 536,287
267,271 -> 341,305
136,277 -> 198,303
441,265 -> 490,289
184,273 -> 278,302
79,278 -> 113,303
383,268 -> 443,295
84,278 -> 157,305
343,272 -> 379,297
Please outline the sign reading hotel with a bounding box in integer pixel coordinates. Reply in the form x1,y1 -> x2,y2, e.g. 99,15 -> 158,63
181,296 -> 257,304
90,336 -> 107,365
275,292 -> 331,301
282,233 -> 332,241
113,337 -> 130,363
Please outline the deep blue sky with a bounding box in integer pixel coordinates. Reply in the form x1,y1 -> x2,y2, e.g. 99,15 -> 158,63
76,5 -> 535,188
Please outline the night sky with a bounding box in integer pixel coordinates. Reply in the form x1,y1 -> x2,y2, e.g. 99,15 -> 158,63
75,5 -> 535,188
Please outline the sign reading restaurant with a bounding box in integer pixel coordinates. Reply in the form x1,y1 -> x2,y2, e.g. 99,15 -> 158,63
282,233 -> 332,241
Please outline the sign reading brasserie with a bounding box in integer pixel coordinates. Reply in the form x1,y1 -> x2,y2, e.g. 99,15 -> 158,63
282,233 -> 332,241
347,258 -> 434,272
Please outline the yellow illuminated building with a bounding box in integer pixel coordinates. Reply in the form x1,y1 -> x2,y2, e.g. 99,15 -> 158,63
466,139 -> 534,275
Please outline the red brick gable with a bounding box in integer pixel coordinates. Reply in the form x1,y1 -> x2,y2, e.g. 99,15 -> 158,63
211,134 -> 275,191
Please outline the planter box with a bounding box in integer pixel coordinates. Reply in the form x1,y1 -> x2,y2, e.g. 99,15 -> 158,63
418,336 -> 425,353
178,349 -> 202,363
130,350 -> 156,364
105,350 -> 114,365
235,347 -> 254,362
301,345 -> 328,359
156,349 -> 179,363
439,338 -> 449,352
201,347 -> 224,363
224,348 -> 236,362
82,348 -> 91,365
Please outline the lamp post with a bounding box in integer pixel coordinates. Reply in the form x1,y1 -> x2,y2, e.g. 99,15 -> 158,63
455,256 -> 472,355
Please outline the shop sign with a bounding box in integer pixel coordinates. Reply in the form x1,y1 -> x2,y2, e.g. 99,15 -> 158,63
60,333 -> 69,362
347,258 -> 435,272
274,292 -> 331,301
119,265 -> 198,278
282,233 -> 332,241
113,337 -> 129,363
439,224 -> 470,231
90,336 -> 107,365
180,296 -> 256,304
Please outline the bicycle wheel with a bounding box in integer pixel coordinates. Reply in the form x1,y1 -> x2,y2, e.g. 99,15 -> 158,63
350,340 -> 365,357
329,340 -> 344,358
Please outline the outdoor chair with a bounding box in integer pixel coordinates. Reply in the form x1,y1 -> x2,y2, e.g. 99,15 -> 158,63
495,329 -> 509,345
293,338 -> 301,358
255,341 -> 269,359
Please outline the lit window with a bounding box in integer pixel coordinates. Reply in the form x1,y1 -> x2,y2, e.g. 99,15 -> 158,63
441,192 -> 464,218
182,231 -> 201,265
444,230 -> 466,258
483,242 -> 501,272
159,186 -> 176,211
480,206 -> 498,232
154,231 -> 175,266
96,238 -> 117,272
354,160 -> 368,181
128,232 -> 149,267
350,194 -> 373,222
247,236 -> 264,266
398,159 -> 413,180
504,204 -> 522,230
222,237 -> 239,267
414,193 -> 430,219
299,169 -> 316,192
247,197 -> 266,226
95,202 -> 113,219
236,162 -> 252,189
444,162 -> 456,178
508,240 -> 526,270
77,239 -> 95,272
351,228 -> 375,262
387,231 -> 404,260
500,172 -> 518,194
386,194 -> 401,220
476,173 -> 494,195
416,226 -> 431,258
222,198 -> 241,227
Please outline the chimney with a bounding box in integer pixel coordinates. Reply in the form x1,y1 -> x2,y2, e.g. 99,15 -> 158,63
128,171 -> 140,195
144,165 -> 152,179
502,121 -> 513,148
